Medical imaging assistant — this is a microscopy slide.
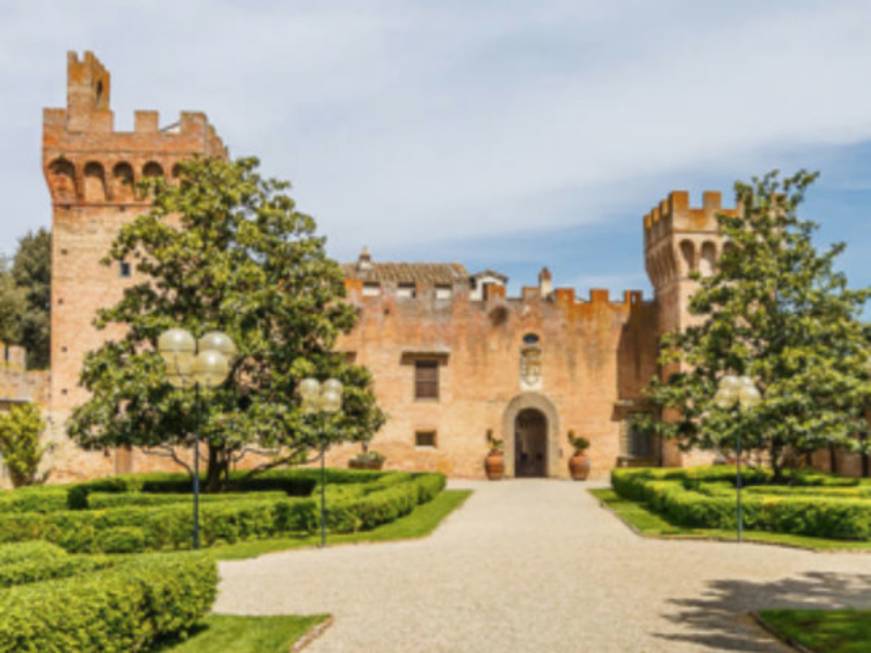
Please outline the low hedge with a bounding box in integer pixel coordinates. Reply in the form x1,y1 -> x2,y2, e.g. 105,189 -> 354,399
0,541 -> 66,566
66,467 -> 386,509
0,487 -> 70,514
612,467 -> 871,540
0,552 -> 216,653
0,472 -> 447,552
0,553 -> 114,588
86,490 -> 289,510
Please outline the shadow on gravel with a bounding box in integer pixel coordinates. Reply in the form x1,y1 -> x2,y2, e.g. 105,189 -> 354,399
654,571 -> 871,651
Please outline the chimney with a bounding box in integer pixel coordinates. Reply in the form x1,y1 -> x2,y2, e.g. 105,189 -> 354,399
538,267 -> 553,297
357,246 -> 373,272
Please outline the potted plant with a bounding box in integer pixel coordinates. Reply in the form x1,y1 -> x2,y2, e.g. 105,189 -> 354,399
484,432 -> 505,480
568,432 -> 591,481
348,442 -> 386,470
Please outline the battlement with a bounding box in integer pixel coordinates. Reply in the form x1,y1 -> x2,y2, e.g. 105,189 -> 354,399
643,190 -> 738,249
43,51 -> 227,206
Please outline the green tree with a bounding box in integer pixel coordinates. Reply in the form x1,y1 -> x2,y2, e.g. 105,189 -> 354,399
67,157 -> 385,491
11,229 -> 51,369
0,259 -> 25,348
0,403 -> 50,487
641,170 -> 871,480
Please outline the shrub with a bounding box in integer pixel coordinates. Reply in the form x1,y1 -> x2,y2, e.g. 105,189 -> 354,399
0,540 -> 65,566
0,552 -> 216,652
0,487 -> 69,513
611,467 -> 871,540
0,470 -> 446,552
86,490 -> 289,510
0,403 -> 50,487
96,527 -> 146,554
0,553 -> 114,588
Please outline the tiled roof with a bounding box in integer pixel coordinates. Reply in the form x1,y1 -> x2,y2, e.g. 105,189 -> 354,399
343,262 -> 469,285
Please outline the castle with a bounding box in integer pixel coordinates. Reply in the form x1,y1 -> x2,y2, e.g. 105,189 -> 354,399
2,51 -> 864,486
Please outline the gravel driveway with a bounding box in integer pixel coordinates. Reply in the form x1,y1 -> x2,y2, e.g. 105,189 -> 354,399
215,480 -> 871,652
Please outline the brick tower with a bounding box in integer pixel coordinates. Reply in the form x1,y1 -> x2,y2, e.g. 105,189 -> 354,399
41,51 -> 226,480
643,190 -> 738,464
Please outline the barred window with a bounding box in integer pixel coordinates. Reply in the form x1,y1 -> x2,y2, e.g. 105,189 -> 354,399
414,360 -> 439,400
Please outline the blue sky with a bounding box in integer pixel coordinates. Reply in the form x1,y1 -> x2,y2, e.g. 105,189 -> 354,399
1,1 -> 870,311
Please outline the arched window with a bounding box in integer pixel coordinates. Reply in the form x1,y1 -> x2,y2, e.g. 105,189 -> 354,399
142,161 -> 164,178
679,240 -> 696,276
48,158 -> 77,202
699,241 -> 717,276
111,162 -> 135,202
83,162 -> 107,202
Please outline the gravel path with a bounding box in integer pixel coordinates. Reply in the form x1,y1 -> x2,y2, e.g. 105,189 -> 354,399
216,480 -> 871,652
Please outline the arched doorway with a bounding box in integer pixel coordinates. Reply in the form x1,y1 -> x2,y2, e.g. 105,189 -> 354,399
514,408 -> 548,477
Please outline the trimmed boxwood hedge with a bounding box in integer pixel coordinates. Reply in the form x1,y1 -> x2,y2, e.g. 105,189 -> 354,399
0,472 -> 446,552
0,552 -> 216,653
0,540 -> 65,566
0,552 -> 114,588
86,490 -> 290,510
612,467 -> 871,540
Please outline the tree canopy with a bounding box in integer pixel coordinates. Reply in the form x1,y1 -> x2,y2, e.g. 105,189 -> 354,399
0,229 -> 51,368
640,170 -> 871,479
67,157 -> 385,490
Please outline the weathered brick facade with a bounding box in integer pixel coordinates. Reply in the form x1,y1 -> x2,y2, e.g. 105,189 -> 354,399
15,51 -> 865,484
39,52 -> 226,482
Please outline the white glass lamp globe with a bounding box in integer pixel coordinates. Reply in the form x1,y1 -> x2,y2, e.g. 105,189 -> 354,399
321,388 -> 342,413
199,331 -> 238,360
737,378 -> 762,409
158,328 -> 196,389
192,350 -> 229,388
322,378 -> 343,396
714,375 -> 741,409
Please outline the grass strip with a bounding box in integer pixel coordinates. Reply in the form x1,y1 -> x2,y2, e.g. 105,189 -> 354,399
757,609 -> 871,653
157,614 -> 329,653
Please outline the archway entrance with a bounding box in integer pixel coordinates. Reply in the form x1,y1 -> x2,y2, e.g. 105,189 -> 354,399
514,408 -> 548,477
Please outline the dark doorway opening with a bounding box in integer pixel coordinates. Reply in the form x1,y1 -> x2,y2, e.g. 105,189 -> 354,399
514,408 -> 547,477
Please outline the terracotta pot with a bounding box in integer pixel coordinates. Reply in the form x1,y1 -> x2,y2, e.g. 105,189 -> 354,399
484,450 -> 505,480
569,453 -> 591,481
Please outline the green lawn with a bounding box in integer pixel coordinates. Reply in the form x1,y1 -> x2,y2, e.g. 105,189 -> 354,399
758,610 -> 871,653
590,488 -> 871,551
212,488 -> 472,560
157,614 -> 329,653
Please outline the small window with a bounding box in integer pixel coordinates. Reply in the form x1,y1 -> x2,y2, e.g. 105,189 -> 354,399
363,282 -> 381,297
522,333 -> 540,345
435,285 -> 452,300
415,431 -> 437,448
397,282 -> 416,299
414,360 -> 439,400
119,261 -> 132,278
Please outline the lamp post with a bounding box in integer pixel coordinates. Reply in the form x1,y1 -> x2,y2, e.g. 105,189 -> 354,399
714,374 -> 762,543
157,328 -> 237,549
298,377 -> 343,548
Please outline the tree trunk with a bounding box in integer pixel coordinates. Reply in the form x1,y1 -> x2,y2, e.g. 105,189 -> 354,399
205,444 -> 230,492
770,441 -> 784,484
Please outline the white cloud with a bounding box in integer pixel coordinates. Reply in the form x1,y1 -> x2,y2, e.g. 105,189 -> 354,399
2,1 -> 871,260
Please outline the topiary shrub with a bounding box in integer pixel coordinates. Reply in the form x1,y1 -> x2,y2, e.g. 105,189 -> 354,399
96,527 -> 146,554
0,552 -> 216,652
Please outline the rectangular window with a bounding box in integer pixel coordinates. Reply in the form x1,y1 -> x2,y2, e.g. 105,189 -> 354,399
119,261 -> 132,278
435,285 -> 452,300
414,360 -> 439,400
415,431 -> 437,448
362,282 -> 381,297
397,282 -> 416,299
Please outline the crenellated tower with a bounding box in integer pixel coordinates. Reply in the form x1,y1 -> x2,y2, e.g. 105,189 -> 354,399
643,190 -> 737,336
42,51 -> 226,479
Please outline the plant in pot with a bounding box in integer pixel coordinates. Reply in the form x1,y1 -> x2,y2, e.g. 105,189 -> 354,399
484,431 -> 505,480
348,442 -> 386,470
568,431 -> 591,481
